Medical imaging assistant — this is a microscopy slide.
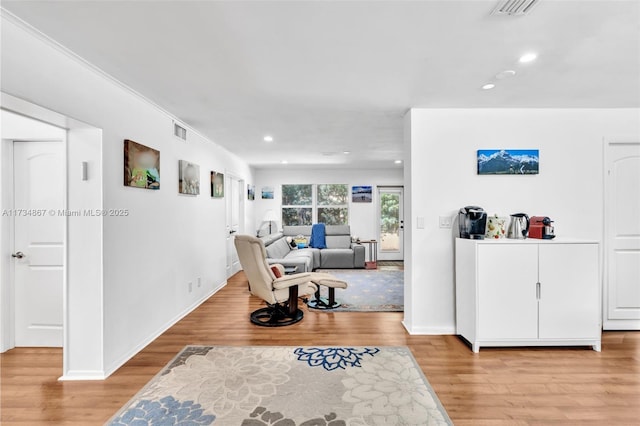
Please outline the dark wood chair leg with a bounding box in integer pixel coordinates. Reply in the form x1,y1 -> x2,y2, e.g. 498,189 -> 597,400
328,287 -> 336,306
288,285 -> 299,315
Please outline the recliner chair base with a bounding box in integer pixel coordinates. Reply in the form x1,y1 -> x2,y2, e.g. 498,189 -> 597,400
250,303 -> 304,327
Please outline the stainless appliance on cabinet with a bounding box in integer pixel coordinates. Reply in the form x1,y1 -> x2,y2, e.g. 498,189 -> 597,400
458,206 -> 487,240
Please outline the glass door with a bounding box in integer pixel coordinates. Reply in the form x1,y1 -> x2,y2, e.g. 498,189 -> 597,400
378,187 -> 404,261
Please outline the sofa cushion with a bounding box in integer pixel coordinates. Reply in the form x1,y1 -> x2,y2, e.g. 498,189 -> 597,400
326,225 -> 351,236
320,249 -> 354,269
283,225 -> 312,237
289,248 -> 320,270
261,232 -> 284,247
265,238 -> 291,259
326,235 -> 352,249
284,250 -> 314,272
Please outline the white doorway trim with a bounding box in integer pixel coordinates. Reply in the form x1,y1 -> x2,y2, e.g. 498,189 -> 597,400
1,137 -> 17,352
1,92 -> 106,380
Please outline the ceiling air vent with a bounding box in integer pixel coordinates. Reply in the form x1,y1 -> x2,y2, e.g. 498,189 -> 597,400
491,0 -> 540,16
174,122 -> 187,141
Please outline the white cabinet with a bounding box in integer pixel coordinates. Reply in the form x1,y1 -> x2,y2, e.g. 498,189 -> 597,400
456,238 -> 600,352
477,244 -> 538,340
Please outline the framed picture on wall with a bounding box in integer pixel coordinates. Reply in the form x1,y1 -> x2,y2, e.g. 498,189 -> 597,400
247,184 -> 255,201
261,186 -> 274,199
124,139 -> 160,190
352,186 -> 372,203
477,149 -> 539,175
211,171 -> 224,198
179,160 -> 200,195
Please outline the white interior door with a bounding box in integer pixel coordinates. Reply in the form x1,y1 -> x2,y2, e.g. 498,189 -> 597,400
378,187 -> 404,261
13,141 -> 64,347
226,175 -> 243,277
604,141 -> 640,330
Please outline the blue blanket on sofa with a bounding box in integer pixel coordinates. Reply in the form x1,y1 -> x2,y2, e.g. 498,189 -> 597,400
309,223 -> 327,249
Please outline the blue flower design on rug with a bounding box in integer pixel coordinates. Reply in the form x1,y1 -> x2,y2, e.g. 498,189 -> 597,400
109,396 -> 215,425
293,347 -> 380,371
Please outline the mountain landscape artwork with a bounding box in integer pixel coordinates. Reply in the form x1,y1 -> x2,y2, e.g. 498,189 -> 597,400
477,149 -> 539,175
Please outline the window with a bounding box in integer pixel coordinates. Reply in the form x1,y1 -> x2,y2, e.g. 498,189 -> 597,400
282,185 -> 313,226
282,184 -> 312,205
317,184 -> 348,225
281,184 -> 349,226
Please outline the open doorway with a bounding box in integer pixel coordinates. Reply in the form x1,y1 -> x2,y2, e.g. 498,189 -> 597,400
1,111 -> 66,350
1,94 -> 105,380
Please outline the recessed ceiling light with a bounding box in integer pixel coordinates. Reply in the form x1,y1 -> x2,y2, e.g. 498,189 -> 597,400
343,151 -> 351,155
496,70 -> 516,79
281,160 -> 288,164
519,52 -> 538,63
394,160 -> 403,164
481,83 -> 496,90
263,135 -> 273,142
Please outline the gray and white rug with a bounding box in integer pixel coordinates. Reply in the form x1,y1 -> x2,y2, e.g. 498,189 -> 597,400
107,346 -> 451,425
312,269 -> 404,312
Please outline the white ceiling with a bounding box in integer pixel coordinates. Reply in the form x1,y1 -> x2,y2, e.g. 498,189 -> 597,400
2,0 -> 639,169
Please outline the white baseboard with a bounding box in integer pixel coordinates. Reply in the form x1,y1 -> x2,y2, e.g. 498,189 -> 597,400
603,319 -> 640,330
102,280 -> 227,378
58,370 -> 107,381
402,321 -> 456,335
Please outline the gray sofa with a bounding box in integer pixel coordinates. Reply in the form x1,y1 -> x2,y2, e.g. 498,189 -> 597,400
261,225 -> 365,271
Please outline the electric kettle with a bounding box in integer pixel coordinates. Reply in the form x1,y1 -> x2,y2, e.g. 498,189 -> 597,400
507,213 -> 530,239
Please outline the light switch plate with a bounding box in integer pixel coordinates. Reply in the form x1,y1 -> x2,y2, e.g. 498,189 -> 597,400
417,217 -> 425,229
439,216 -> 452,229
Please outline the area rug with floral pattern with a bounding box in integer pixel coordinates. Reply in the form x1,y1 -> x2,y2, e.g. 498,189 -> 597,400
107,346 -> 451,426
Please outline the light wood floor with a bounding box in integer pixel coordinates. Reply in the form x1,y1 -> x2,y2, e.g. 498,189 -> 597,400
1,271 -> 639,425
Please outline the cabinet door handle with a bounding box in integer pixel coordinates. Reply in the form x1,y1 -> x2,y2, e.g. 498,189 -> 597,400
536,282 -> 541,299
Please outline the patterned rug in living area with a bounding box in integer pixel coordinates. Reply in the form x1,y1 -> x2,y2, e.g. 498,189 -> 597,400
312,269 -> 403,312
107,346 -> 451,426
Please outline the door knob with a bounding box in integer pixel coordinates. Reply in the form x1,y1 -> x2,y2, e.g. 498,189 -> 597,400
11,252 -> 25,259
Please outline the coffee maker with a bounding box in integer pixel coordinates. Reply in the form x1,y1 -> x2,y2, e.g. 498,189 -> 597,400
529,216 -> 556,239
458,206 -> 488,240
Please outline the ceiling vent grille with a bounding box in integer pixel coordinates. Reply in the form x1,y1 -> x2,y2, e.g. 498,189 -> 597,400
174,122 -> 187,140
491,0 -> 540,16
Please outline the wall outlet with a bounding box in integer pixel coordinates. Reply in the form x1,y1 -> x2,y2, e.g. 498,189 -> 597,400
188,282 -> 193,293
439,216 -> 453,229
197,277 -> 201,288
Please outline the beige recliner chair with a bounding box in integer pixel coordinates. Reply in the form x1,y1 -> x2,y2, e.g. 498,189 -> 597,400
234,235 -> 348,326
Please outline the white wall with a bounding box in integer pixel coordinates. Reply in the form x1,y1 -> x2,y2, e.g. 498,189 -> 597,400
404,108 -> 640,334
1,16 -> 254,377
0,111 -> 67,352
65,127 -> 104,378
253,167 -> 403,243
